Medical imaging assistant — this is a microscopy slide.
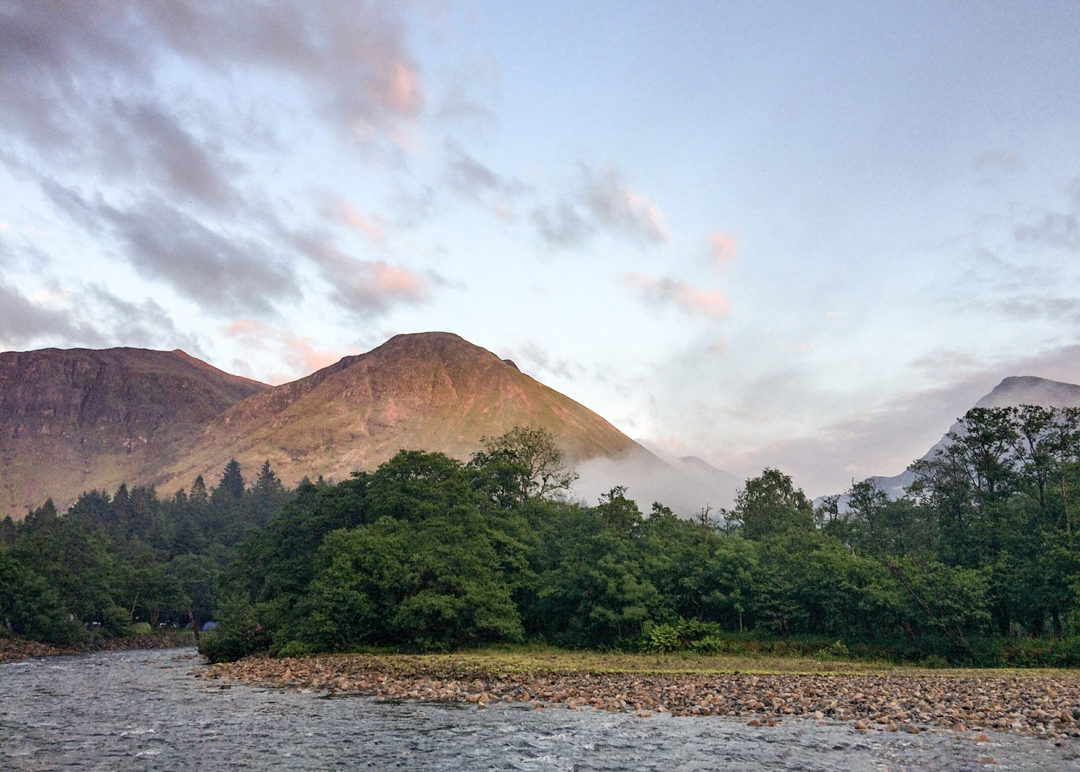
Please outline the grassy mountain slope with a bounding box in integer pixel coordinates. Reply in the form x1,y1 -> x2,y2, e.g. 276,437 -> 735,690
155,332 -> 652,493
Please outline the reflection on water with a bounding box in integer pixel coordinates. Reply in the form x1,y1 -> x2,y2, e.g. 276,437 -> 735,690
2,649 -> 1078,770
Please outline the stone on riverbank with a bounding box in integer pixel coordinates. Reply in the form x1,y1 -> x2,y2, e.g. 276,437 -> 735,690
200,654 -> 1080,740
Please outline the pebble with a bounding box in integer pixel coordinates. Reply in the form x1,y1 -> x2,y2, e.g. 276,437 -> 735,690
203,655 -> 1080,741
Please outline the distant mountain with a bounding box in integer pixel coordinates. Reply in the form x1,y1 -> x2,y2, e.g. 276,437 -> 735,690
0,347 -> 267,517
866,376 -> 1080,500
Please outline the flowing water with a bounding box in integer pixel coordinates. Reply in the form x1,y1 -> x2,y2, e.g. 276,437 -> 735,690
2,648 -> 1078,770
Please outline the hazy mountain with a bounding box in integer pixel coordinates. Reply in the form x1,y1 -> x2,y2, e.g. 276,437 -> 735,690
151,332 -> 653,497
0,347 -> 267,517
575,445 -> 741,515
865,376 -> 1080,500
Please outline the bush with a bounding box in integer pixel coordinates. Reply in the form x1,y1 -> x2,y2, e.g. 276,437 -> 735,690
196,597 -> 271,664
812,640 -> 850,661
275,639 -> 313,659
642,622 -> 680,653
689,635 -> 727,655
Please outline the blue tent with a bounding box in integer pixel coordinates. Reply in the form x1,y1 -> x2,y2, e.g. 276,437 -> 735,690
201,621 -> 218,631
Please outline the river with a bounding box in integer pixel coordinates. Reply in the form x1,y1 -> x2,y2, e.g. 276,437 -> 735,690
1,648 -> 1078,770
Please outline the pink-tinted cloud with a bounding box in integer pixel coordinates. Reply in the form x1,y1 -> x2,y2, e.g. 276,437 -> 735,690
332,200 -> 389,248
332,258 -> 430,314
224,319 -> 354,382
585,167 -> 670,244
622,273 -> 731,321
706,232 -> 737,264
289,236 -> 431,316
532,165 -> 671,248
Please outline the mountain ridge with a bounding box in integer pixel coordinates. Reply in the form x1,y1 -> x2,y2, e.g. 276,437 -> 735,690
0,333 -> 655,518
0,346 -> 268,516
152,331 -> 651,494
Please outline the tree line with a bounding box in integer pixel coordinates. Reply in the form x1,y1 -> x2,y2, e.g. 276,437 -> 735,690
5,412 -> 1080,667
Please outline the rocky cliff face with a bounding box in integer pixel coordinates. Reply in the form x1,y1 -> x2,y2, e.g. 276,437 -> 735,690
0,348 -> 266,517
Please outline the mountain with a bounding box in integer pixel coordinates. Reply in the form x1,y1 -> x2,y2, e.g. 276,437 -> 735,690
150,332 -> 653,497
0,347 -> 267,517
866,376 -> 1080,499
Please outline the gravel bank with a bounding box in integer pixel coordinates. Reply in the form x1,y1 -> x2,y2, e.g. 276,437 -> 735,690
201,655 -> 1080,741
0,633 -> 196,662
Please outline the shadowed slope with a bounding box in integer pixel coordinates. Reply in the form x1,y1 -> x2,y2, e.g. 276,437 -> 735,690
0,347 -> 267,517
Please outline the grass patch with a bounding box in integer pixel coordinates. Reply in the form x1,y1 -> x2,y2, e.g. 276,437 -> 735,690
313,644 -> 1080,682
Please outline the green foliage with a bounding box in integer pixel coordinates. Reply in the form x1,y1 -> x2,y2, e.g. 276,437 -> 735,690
0,549 -> 83,645
13,413 -> 1080,667
726,468 -> 814,540
275,639 -> 313,659
197,596 -> 271,664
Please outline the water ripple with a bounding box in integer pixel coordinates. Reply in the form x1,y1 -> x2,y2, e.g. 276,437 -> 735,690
2,649 -> 1078,770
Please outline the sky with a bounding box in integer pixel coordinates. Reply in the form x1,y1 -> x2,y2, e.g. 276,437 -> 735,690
2,1 -> 1080,499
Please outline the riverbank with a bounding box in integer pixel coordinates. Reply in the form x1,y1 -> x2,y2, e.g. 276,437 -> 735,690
201,649 -> 1080,741
0,632 -> 196,662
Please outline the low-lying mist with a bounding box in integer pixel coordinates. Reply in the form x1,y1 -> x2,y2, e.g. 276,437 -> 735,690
571,452 -> 740,519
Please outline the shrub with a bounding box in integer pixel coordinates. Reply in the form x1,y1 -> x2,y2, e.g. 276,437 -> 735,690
275,640 -> 313,659
642,622 -> 680,653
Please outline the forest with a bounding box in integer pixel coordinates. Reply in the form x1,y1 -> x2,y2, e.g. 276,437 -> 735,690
3,409 -> 1080,668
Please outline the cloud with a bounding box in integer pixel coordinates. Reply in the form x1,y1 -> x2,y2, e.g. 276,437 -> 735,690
87,286 -> 204,354
973,149 -> 1022,178
0,278 -> 205,355
444,143 -> 528,218
706,232 -> 737,264
621,273 -> 730,321
1015,213 -> 1079,252
224,319 -> 354,382
106,100 -> 243,210
2,2 -> 425,165
331,200 -> 390,248
41,181 -> 300,316
136,2 -> 424,144
0,281 -> 105,348
295,237 -> 430,315
1014,180 -> 1080,252
584,166 -> 670,243
531,201 -> 594,248
501,340 -> 585,382
532,165 -> 670,248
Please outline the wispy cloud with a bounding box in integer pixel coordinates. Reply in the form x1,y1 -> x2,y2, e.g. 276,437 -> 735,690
40,180 -> 300,316
0,279 -> 202,355
532,165 -> 670,248
331,200 -> 390,249
621,273 -> 730,321
1014,178 -> 1080,252
705,232 -> 738,265
972,149 -> 1022,179
224,319 -> 354,382
0,281 -> 103,348
443,143 -> 528,219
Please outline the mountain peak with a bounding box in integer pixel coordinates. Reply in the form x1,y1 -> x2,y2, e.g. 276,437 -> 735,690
150,332 -> 649,499
977,375 -> 1080,410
